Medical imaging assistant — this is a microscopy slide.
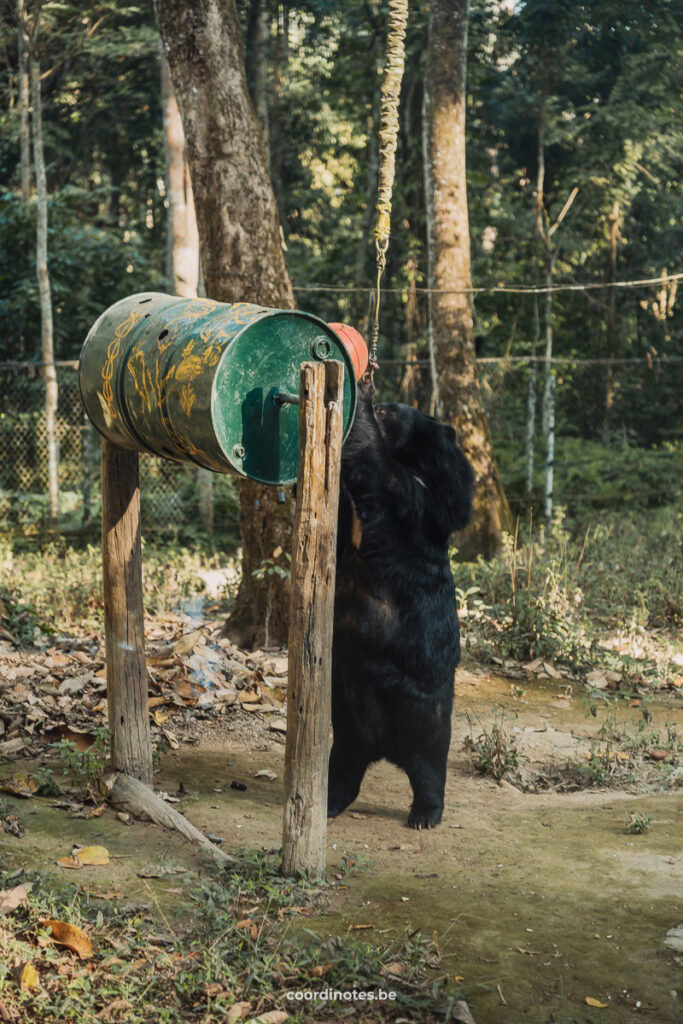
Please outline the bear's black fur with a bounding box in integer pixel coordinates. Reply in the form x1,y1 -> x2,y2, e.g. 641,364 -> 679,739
328,380 -> 474,829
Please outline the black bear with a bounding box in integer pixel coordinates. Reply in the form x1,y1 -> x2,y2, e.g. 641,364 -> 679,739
328,379 -> 474,829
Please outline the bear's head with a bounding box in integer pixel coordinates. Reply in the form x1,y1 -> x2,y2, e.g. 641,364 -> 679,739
374,402 -> 473,535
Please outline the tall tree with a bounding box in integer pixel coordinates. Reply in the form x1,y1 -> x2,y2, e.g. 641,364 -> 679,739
422,0 -> 510,559
16,0 -> 30,200
27,8 -> 59,530
155,0 -> 296,649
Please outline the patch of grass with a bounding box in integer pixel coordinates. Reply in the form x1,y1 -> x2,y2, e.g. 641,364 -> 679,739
54,727 -> 111,790
454,511 -> 597,671
464,707 -> 524,784
626,812 -> 653,835
453,504 -> 681,676
0,537 -> 237,636
0,851 -> 463,1023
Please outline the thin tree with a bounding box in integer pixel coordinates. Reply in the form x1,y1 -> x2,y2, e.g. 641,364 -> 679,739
161,51 -> 199,299
155,0 -> 296,649
17,0 -> 30,199
28,6 -> 59,530
422,0 -> 510,559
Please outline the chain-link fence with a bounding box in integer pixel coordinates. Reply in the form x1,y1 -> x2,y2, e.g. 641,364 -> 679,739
0,356 -> 681,537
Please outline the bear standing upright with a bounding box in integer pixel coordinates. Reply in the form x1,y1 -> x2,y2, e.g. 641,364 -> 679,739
328,379 -> 474,829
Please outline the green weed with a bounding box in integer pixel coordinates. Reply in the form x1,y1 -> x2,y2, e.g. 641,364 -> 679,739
626,812 -> 653,834
464,707 -> 523,784
54,727 -> 111,788
0,852 -> 461,1023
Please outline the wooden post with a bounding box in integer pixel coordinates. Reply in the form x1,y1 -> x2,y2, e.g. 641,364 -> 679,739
282,361 -> 343,878
102,438 -> 152,784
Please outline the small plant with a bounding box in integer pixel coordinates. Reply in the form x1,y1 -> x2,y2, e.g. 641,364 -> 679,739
626,812 -> 653,834
465,707 -> 523,783
54,727 -> 111,788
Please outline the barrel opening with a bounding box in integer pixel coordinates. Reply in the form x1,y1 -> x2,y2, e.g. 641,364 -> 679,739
158,329 -> 169,340
138,298 -> 152,304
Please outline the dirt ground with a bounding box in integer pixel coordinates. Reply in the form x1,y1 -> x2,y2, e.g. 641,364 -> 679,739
1,668 -> 681,1024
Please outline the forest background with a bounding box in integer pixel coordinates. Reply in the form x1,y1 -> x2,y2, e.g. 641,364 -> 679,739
0,0 -> 680,650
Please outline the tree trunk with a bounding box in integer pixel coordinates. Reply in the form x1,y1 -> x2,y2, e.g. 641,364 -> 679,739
270,1 -> 288,225
251,0 -> 270,152
30,57 -> 59,531
17,0 -> 30,200
422,0 -> 511,560
604,199 -> 619,430
161,48 -> 214,532
156,0 -> 295,649
161,50 -> 199,298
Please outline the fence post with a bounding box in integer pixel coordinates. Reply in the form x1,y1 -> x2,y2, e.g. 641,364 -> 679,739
544,374 -> 555,521
282,361 -> 343,879
101,437 -> 152,784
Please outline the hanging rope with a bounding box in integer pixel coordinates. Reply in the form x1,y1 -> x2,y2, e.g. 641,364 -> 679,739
368,0 -> 408,377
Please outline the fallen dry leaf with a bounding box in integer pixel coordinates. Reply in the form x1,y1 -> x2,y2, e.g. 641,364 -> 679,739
41,920 -> 94,959
0,773 -> 39,798
248,1013 -> 289,1024
347,923 -> 373,931
97,996 -> 132,1019
74,845 -> 110,866
585,996 -> 609,1008
14,962 -> 39,992
57,856 -> 83,870
311,963 -> 332,977
85,804 -> 107,820
226,1001 -> 252,1023
383,961 -> 404,975
254,769 -> 277,781
173,629 -> 204,657
0,882 -> 33,916
452,1000 -> 477,1024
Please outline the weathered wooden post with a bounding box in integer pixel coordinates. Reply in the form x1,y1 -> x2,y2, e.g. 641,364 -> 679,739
282,361 -> 344,879
101,438 -> 152,785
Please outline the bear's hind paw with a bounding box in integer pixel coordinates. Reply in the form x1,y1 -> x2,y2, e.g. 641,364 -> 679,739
407,806 -> 443,830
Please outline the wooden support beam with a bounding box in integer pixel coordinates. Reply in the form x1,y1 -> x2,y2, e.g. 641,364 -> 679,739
101,438 -> 153,785
282,361 -> 344,879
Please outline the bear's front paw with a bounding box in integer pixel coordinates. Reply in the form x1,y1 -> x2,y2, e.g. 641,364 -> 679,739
407,805 -> 443,830
358,374 -> 376,401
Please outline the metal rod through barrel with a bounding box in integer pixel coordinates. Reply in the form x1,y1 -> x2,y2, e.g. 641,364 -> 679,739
274,391 -> 300,406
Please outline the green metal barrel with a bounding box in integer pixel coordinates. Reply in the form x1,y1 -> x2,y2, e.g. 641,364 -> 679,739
79,292 -> 357,486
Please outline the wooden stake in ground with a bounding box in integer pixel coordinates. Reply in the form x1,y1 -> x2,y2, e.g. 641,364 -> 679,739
102,439 -> 152,785
282,361 -> 344,879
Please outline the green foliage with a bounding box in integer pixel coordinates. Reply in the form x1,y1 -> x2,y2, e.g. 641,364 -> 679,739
497,436 -> 683,516
0,853 -> 461,1022
455,511 -> 597,669
0,580 -> 42,645
0,538 -> 236,636
54,727 -> 111,786
465,707 -> 523,784
626,812 -> 653,835
454,504 -> 681,674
